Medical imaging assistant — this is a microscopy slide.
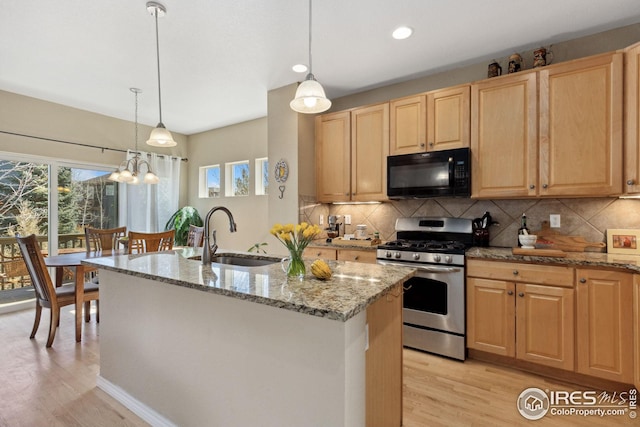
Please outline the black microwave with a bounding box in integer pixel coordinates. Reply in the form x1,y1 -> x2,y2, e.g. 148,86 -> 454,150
387,148 -> 471,198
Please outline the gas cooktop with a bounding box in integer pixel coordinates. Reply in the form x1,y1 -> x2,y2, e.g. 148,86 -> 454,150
378,239 -> 467,254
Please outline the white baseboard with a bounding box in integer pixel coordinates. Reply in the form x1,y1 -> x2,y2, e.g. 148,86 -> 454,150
96,375 -> 178,427
0,298 -> 34,315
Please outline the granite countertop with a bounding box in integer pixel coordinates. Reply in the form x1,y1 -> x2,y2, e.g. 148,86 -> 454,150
307,239 -> 380,251
467,246 -> 640,273
82,248 -> 414,322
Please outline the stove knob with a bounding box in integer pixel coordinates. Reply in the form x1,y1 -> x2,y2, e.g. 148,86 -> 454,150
412,253 -> 420,260
445,255 -> 453,264
433,254 -> 441,263
394,252 -> 401,259
385,251 -> 392,258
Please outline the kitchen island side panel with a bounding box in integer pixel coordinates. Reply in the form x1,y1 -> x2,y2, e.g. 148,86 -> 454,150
98,270 -> 366,427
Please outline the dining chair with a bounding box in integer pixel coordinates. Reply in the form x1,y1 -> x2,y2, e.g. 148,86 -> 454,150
84,226 -> 127,252
128,230 -> 175,254
186,225 -> 204,247
16,234 -> 100,347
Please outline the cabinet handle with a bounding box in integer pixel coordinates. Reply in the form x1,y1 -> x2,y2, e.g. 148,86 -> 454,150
579,278 -> 586,283
513,270 -> 519,275
354,256 -> 359,260
627,179 -> 635,186
507,290 -> 514,296
429,142 -> 434,147
345,193 -> 349,196
420,143 -> 425,148
529,184 -> 535,190
316,252 -> 321,257
518,292 -> 525,297
542,184 -> 548,189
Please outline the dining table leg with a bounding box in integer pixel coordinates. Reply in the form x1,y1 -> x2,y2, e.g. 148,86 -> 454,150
75,265 -> 85,342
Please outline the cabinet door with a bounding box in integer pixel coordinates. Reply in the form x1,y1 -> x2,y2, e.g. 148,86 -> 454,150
471,72 -> 538,198
516,283 -> 574,370
315,111 -> 351,202
539,52 -> 623,197
466,277 -> 515,357
634,275 -> 640,389
625,42 -> 640,194
576,269 -> 633,383
389,95 -> 426,155
303,247 -> 337,260
426,85 -> 470,151
337,249 -> 377,264
366,283 -> 403,427
351,103 -> 389,202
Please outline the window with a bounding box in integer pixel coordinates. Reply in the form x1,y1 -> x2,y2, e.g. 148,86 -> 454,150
0,155 -> 118,304
199,164 -> 220,198
255,158 -> 269,196
225,161 -> 249,197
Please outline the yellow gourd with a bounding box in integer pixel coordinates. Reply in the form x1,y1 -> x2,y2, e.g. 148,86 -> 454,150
311,259 -> 332,280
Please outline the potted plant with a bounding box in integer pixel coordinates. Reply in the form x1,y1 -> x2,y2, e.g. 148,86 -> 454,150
165,206 -> 204,246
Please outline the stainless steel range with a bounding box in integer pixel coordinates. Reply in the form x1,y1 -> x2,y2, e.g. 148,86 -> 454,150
376,217 -> 473,361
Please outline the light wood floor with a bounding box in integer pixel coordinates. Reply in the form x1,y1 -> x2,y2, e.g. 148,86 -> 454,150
0,306 -> 636,426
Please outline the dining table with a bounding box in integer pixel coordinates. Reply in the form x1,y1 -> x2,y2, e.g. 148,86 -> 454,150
44,249 -> 120,342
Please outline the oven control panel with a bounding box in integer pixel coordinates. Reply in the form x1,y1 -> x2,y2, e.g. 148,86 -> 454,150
377,249 -> 464,266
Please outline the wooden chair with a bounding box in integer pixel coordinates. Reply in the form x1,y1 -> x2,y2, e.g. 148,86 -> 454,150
128,230 -> 175,254
186,225 -> 204,247
15,234 -> 99,348
84,226 -> 127,252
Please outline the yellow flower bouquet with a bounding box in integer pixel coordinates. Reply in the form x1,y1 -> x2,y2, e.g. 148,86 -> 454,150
270,222 -> 322,278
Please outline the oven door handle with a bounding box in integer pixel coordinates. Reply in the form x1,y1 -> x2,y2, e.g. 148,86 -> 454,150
378,260 -> 462,273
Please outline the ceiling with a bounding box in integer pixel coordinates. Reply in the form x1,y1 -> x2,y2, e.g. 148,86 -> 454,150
2,1 -> 640,135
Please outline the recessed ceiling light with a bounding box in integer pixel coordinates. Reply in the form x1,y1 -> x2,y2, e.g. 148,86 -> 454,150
392,26 -> 413,40
292,64 -> 308,73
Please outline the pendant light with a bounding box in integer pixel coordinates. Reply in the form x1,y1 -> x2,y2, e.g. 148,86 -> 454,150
290,0 -> 331,114
108,88 -> 160,185
146,1 -> 176,147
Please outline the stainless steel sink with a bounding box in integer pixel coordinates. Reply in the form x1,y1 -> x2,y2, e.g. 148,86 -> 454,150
211,255 -> 279,267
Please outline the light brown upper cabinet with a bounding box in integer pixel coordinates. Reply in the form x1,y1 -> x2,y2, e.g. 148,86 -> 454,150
315,104 -> 389,203
538,52 -> 623,197
472,51 -> 623,199
389,86 -> 470,155
315,111 -> 351,202
625,42 -> 640,195
471,71 -> 538,198
426,85 -> 470,151
389,95 -> 426,155
351,103 -> 389,202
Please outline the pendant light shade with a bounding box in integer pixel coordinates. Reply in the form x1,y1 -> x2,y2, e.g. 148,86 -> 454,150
146,1 -> 176,147
290,0 -> 331,114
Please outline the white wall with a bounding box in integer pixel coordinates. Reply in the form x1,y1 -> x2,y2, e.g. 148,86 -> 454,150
187,117 -> 269,252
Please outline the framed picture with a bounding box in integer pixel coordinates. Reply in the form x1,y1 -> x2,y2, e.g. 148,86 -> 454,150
606,229 -> 640,254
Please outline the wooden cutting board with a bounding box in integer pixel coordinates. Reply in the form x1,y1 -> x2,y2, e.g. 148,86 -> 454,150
532,221 -> 606,252
512,248 -> 567,257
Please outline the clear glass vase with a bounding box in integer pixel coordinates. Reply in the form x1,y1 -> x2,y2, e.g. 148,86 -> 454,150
281,248 -> 306,280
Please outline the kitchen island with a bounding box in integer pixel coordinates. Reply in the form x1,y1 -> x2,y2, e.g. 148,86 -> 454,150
83,249 -> 413,427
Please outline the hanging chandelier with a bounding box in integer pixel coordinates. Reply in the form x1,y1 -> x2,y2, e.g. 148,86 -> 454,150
290,0 -> 331,114
146,1 -> 176,147
108,88 -> 160,185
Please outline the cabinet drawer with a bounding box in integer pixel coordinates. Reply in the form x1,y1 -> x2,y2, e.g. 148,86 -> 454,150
467,259 -> 574,287
303,247 -> 337,260
337,249 -> 377,264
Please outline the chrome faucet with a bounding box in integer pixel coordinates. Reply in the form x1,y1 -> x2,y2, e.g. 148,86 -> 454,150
202,206 -> 237,264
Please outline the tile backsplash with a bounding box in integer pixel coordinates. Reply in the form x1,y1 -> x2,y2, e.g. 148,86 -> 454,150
299,196 -> 640,251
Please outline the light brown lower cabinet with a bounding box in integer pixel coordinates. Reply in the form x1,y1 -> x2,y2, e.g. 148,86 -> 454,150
366,283 -> 403,427
303,246 -> 377,264
635,275 -> 640,389
576,268 -> 634,383
467,273 -> 574,371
